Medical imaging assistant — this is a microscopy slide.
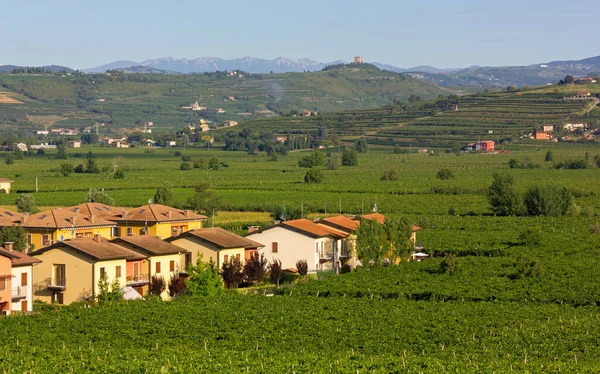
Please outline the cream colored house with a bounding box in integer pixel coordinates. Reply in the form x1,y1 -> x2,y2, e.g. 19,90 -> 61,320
111,235 -> 187,299
0,178 -> 14,194
246,219 -> 346,273
31,236 -> 143,304
166,227 -> 263,270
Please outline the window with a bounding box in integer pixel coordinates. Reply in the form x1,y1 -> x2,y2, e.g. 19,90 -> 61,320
0,278 -> 5,291
236,254 -> 241,261
53,292 -> 64,304
42,234 -> 51,246
127,227 -> 134,236
100,267 -> 106,278
133,262 -> 140,276
21,272 -> 27,286
169,260 -> 175,272
316,242 -> 319,253
224,255 -> 229,263
155,262 -> 161,274
272,242 -> 278,253
116,266 -> 122,278
76,233 -> 83,238
54,265 -> 65,286
111,227 -> 121,237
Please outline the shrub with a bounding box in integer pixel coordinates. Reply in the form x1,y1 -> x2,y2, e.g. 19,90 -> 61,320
5,154 -> 15,165
185,257 -> 223,296
149,275 -> 166,297
436,168 -> 454,180
220,257 -> 243,289
545,151 -> 554,162
87,189 -> 115,205
59,162 -> 74,177
523,185 -> 573,216
243,252 -> 267,283
296,260 -> 308,277
304,168 -> 324,183
144,146 -> 156,154
342,149 -> 358,166
268,259 -> 283,287
181,155 -> 192,162
16,194 -> 39,214
518,226 -> 542,247
154,182 -> 174,205
208,157 -> 220,170
180,162 -> 192,170
380,169 -> 399,181
173,151 -> 182,157
487,172 -> 523,216
168,273 -> 187,298
590,224 -> 600,234
439,254 -> 457,274
298,151 -> 326,168
113,169 -> 125,179
327,154 -> 339,170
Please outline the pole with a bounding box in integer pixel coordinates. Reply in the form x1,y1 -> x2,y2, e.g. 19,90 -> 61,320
36,177 -> 38,193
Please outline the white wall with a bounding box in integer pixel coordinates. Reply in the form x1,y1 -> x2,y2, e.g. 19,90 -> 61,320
11,265 -> 33,312
249,227 -> 325,272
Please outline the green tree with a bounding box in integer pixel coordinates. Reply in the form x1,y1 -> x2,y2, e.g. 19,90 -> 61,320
113,168 -> 125,179
327,154 -> 339,170
5,154 -> 15,165
16,194 -> 40,214
408,94 -> 422,103
304,168 -> 324,183
13,148 -> 24,160
97,273 -> 124,303
383,216 -> 414,263
355,138 -> 368,153
486,172 -> 523,216
185,257 -> 224,296
523,185 -> 573,216
564,74 -> 574,84
55,143 -> 69,160
180,162 -> 192,170
380,169 -> 399,181
298,151 -> 326,167
60,162 -> 74,176
355,218 -> 387,265
545,151 -> 554,162
185,183 -> 220,215
154,182 -> 175,206
342,148 -> 358,166
436,168 -> 454,180
208,157 -> 220,170
87,189 -> 115,205
0,225 -> 28,252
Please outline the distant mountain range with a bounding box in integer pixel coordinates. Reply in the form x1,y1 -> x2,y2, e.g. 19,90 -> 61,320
3,55 -> 600,89
0,64 -> 73,73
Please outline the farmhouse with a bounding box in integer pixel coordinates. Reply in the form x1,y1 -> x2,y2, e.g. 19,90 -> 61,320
575,77 -> 597,84
534,131 -> 551,140
31,236 -> 144,305
246,219 -> 347,273
29,143 -> 56,150
464,140 -> 495,152
223,120 -> 238,127
67,140 -> 81,148
0,178 -> 14,194
14,143 -> 28,152
542,125 -> 554,133
166,227 -> 263,269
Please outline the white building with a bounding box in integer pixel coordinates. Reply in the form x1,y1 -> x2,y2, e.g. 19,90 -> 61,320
246,219 -> 346,272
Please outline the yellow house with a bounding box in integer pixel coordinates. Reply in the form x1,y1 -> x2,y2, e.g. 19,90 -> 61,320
105,204 -> 207,239
0,178 -> 13,194
20,207 -> 116,250
110,235 -> 187,299
31,236 -> 144,305
166,227 -> 264,270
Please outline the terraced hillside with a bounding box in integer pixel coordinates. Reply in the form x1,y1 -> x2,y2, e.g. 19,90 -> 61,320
0,64 -> 457,135
243,84 -> 600,149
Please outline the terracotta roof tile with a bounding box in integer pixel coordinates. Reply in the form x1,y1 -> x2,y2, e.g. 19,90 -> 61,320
105,204 -> 207,223
319,215 -> 360,232
68,203 -> 124,218
170,227 -> 264,249
0,208 -> 21,226
21,208 -> 116,229
31,236 -> 145,261
281,219 -> 347,239
0,178 -> 14,183
111,235 -> 186,256
0,249 -> 42,266
354,213 -> 421,232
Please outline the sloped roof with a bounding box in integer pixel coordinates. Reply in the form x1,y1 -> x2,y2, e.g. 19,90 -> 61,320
69,203 -> 124,218
111,235 -> 186,256
31,236 -> 145,261
319,215 -> 360,232
105,204 -> 207,224
21,208 -> 116,229
169,227 -> 264,249
0,249 -> 42,266
0,248 -> 19,259
0,208 -> 21,226
246,219 -> 347,239
0,178 -> 14,183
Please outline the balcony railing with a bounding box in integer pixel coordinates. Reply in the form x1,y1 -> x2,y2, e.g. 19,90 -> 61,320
126,274 -> 150,286
47,278 -> 66,290
11,286 -> 27,300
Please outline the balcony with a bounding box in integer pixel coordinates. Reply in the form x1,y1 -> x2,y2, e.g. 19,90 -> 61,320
12,286 -> 27,301
126,274 -> 149,286
47,278 -> 66,291
319,250 -> 333,262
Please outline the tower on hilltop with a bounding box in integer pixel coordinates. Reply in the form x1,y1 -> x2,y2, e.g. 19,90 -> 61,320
353,56 -> 364,64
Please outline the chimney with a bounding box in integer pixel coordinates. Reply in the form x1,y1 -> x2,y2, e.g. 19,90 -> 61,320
3,242 -> 13,251
184,210 -> 190,217
74,208 -> 80,213
71,216 -> 77,226
247,226 -> 260,234
89,214 -> 96,224
21,214 -> 28,224
166,211 -> 172,218
93,235 -> 102,243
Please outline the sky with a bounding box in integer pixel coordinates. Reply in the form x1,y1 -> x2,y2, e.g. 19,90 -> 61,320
1,0 -> 599,69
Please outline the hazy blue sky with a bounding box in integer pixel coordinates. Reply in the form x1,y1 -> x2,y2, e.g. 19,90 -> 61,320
2,0 -> 599,69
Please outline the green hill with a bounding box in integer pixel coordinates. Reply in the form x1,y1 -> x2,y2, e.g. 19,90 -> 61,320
0,64 -> 458,135
240,84 -> 600,149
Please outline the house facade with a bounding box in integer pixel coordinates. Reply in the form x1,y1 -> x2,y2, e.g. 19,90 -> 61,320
0,249 -> 17,314
5,243 -> 42,312
166,227 -> 263,270
246,219 -> 346,273
0,178 -> 13,194
31,236 -> 140,305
